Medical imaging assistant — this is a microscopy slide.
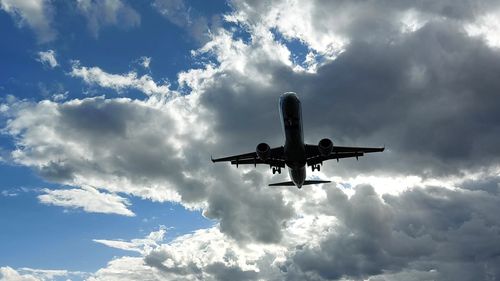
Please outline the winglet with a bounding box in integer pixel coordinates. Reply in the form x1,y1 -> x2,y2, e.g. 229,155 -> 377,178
211,155 -> 215,163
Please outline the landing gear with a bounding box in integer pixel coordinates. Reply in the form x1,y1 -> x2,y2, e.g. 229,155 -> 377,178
272,167 -> 282,174
311,164 -> 321,172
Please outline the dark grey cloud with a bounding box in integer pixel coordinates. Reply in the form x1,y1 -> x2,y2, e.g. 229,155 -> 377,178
205,262 -> 258,281
203,174 -> 294,243
282,184 -> 500,280
200,18 -> 500,177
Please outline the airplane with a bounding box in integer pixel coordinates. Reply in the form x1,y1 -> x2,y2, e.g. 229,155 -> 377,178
211,92 -> 384,188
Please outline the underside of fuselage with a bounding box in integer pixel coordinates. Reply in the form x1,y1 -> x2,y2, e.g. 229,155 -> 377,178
280,92 -> 307,188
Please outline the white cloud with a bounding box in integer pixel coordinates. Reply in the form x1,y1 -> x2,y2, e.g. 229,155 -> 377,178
94,226 -> 166,253
76,0 -> 140,37
89,226 -> 279,280
186,28 -> 293,86
226,0 -> 348,60
152,0 -> 210,42
152,0 -> 190,27
0,266 -> 87,281
139,56 -> 151,69
36,50 -> 58,68
0,267 -> 40,281
38,185 -> 135,216
4,96 -> 209,204
465,10 -> 500,48
0,0 -> 56,43
0,187 -> 30,197
87,257 -> 162,281
70,61 -> 174,97
1,190 -> 17,197
51,91 -> 68,102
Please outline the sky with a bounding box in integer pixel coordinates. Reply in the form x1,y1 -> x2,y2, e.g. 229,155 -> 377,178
1,0 -> 500,280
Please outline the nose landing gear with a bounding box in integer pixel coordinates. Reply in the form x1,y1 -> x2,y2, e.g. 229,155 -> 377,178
272,167 -> 282,174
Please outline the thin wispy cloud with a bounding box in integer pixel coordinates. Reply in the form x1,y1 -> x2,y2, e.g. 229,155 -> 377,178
0,0 -> 56,43
37,49 -> 58,68
70,61 -> 174,97
38,186 -> 135,216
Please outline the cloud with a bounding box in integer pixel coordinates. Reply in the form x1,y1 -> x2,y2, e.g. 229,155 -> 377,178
152,0 -> 190,28
70,61 -> 174,97
90,227 -> 274,280
0,187 -> 30,197
283,184 -> 500,280
36,50 -> 58,68
0,0 -> 56,43
0,266 -> 40,281
139,56 -> 151,69
0,266 -> 87,281
94,225 -> 166,253
76,0 -> 140,37
152,0 -> 215,43
38,185 -> 135,216
465,9 -> 500,48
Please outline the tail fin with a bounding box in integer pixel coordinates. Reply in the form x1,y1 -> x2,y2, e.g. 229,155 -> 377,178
268,180 -> 331,187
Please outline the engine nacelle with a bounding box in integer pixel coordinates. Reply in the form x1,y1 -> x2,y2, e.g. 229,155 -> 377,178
256,143 -> 271,160
318,138 -> 333,156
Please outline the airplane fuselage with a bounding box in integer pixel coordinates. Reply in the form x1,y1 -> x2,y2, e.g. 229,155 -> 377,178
279,92 -> 307,188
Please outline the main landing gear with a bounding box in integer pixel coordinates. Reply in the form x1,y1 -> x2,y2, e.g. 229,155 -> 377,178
272,167 -> 282,174
311,164 -> 321,172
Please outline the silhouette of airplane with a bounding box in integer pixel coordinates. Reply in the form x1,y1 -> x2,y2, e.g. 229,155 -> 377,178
212,92 -> 384,188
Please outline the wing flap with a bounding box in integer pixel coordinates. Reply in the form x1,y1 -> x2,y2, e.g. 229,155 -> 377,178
305,143 -> 384,164
212,146 -> 285,167
333,146 -> 385,153
307,152 -> 364,166
211,152 -> 257,163
230,158 -> 285,168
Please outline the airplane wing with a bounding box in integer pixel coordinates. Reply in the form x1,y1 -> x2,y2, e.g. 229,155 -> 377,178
211,146 -> 285,168
305,144 -> 384,166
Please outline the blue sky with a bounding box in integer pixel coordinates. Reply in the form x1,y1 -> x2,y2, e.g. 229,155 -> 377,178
2,0 -> 500,280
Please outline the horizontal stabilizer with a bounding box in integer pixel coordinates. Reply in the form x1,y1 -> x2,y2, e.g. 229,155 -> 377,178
303,180 -> 331,185
268,181 -> 296,186
268,180 -> 331,186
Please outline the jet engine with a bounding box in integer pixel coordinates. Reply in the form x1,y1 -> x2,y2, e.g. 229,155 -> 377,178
318,138 -> 333,156
256,143 -> 271,160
